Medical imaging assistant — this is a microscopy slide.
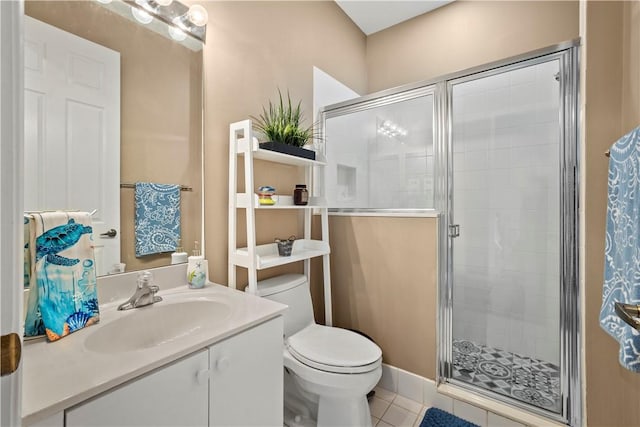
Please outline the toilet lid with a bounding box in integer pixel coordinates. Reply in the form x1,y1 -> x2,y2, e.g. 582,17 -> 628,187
287,325 -> 382,374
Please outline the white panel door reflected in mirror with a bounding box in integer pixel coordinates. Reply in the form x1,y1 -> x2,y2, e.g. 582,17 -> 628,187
24,16 -> 120,277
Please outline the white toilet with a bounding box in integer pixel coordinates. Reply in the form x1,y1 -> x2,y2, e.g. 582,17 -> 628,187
253,274 -> 382,427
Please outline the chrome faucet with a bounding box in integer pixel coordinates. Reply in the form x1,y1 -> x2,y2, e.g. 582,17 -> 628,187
117,271 -> 162,311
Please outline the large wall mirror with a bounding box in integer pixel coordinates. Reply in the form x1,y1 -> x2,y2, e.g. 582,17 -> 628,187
23,0 -> 203,279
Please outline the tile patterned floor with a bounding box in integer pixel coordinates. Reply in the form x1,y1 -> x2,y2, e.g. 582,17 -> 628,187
369,387 -> 427,427
452,339 -> 561,413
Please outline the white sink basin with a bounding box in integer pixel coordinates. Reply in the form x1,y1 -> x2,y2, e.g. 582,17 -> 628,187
85,299 -> 232,354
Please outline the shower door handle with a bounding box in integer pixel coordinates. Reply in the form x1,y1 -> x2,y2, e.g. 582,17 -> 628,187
449,224 -> 460,238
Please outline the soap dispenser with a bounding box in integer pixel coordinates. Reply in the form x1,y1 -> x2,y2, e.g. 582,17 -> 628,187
171,238 -> 188,265
187,241 -> 207,289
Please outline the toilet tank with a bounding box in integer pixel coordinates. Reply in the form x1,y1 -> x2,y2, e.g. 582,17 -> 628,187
253,274 -> 315,338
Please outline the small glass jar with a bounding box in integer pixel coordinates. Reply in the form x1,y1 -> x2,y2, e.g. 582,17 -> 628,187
293,184 -> 309,205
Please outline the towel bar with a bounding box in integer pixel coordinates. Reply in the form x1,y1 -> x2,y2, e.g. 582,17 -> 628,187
614,302 -> 640,331
120,183 -> 192,191
24,210 -> 97,217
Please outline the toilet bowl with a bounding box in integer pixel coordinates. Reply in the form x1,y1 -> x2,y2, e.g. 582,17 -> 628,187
252,274 -> 382,427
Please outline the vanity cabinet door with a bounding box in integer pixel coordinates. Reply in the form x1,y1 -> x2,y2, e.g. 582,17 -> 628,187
65,350 -> 209,427
209,316 -> 283,427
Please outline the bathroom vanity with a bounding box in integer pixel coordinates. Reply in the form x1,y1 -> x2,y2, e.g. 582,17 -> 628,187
22,278 -> 286,427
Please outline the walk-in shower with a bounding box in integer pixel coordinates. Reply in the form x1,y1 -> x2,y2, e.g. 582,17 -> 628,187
447,55 -> 570,417
321,42 -> 579,425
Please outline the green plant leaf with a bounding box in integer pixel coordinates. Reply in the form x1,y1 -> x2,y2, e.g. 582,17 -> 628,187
250,88 -> 321,148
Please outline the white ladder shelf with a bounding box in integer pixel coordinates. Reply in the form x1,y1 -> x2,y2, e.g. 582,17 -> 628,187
228,120 -> 332,325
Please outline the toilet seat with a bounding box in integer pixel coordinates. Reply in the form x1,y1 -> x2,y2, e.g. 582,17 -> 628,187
286,324 -> 382,374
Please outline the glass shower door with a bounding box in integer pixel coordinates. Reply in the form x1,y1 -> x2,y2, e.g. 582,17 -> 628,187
449,58 -> 562,413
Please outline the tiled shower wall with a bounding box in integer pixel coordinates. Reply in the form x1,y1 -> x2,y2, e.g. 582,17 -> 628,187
324,94 -> 435,210
451,60 -> 561,365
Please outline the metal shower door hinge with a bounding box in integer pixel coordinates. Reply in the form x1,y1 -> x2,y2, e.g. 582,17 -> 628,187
1,333 -> 21,376
449,224 -> 460,238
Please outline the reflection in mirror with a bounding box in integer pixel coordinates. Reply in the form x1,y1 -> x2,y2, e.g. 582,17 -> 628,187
23,0 -> 203,280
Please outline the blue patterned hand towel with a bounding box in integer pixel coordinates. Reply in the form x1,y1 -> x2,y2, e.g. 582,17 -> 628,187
24,212 -> 100,341
135,182 -> 181,257
600,126 -> 640,372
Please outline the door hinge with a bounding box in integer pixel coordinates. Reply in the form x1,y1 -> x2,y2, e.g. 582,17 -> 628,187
1,333 -> 22,376
448,224 -> 460,238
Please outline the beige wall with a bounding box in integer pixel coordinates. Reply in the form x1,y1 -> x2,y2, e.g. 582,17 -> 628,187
366,1 -> 579,93
25,1 -> 203,274
201,1 -> 367,291
329,216 -> 438,379
622,1 -> 640,132
583,2 -> 640,426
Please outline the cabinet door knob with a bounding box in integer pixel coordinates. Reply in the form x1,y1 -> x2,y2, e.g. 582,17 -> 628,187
216,357 -> 230,372
196,369 -> 210,385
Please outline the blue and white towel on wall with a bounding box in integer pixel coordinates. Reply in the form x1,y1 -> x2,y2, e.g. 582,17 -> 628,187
600,125 -> 640,372
135,182 -> 181,257
24,212 -> 100,341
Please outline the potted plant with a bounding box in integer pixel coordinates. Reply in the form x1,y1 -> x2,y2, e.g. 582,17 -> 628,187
251,90 -> 317,160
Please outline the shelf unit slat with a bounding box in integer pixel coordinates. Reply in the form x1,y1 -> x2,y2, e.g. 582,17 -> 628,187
236,193 -> 327,209
237,137 -> 327,167
232,239 -> 330,269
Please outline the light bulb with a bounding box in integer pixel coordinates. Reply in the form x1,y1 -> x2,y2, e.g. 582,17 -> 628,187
168,25 -> 187,41
96,0 -> 113,4
131,6 -> 153,24
188,4 -> 208,27
155,0 -> 173,5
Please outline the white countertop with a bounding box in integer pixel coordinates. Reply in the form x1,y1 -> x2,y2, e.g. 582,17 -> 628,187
22,282 -> 286,426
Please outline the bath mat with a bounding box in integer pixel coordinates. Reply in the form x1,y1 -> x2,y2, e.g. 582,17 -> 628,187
419,407 -> 479,427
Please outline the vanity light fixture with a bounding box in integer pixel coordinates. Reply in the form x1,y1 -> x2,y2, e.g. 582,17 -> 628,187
172,4 -> 208,33
96,0 -> 113,4
124,0 -> 208,43
168,24 -> 187,41
187,4 -> 208,26
131,5 -> 153,24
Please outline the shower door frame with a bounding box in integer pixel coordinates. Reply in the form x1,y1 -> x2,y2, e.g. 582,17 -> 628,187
435,41 -> 580,426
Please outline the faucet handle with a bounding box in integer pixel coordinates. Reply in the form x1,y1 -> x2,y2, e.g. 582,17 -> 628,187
137,271 -> 154,289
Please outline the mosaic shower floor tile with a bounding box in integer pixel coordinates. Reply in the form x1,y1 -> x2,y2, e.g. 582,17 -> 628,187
452,339 -> 561,413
